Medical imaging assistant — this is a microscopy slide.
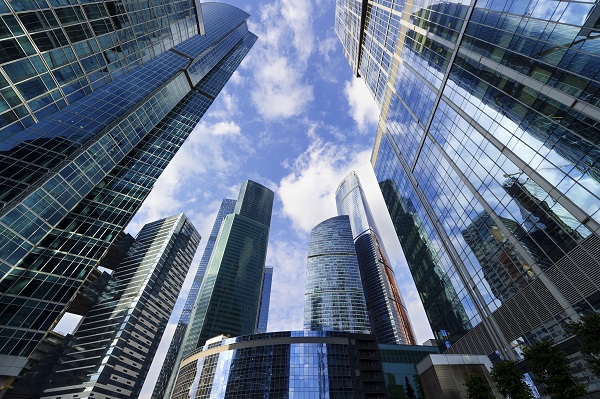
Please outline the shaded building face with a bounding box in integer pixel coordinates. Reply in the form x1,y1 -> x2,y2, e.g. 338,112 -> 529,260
336,171 -> 415,345
304,215 -> 370,334
171,331 -> 387,399
181,180 -> 274,356
0,1 -> 256,384
337,0 -> 600,386
256,266 -> 273,334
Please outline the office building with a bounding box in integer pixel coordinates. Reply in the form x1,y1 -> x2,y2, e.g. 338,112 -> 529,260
256,265 -> 273,334
151,199 -> 235,399
171,331 -> 387,399
336,0 -> 600,390
180,180 -> 273,357
0,0 -> 256,387
336,171 -> 415,345
40,214 -> 199,399
304,215 -> 370,333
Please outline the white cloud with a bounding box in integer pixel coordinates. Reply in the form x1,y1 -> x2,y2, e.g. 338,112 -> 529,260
278,136 -> 370,233
244,0 -> 316,120
251,56 -> 313,120
344,77 -> 379,132
265,238 -> 307,331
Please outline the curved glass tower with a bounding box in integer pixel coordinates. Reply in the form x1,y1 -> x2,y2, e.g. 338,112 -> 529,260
304,215 -> 370,333
335,171 -> 415,345
0,0 -> 257,387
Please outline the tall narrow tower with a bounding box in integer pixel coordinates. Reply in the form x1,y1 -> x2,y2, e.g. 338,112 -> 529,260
304,215 -> 370,333
0,1 -> 256,387
181,180 -> 274,356
151,199 -> 235,399
336,171 -> 415,345
41,214 -> 200,399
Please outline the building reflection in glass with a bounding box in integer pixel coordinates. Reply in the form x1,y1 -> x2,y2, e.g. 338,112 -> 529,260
462,212 -> 534,302
379,179 -> 471,347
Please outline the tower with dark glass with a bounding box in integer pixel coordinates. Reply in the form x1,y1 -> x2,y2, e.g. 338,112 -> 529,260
336,0 -> 600,391
304,215 -> 370,333
336,171 -> 415,345
0,0 -> 256,389
151,199 -> 235,399
178,180 -> 273,365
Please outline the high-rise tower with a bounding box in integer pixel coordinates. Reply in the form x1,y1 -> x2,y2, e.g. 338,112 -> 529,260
336,171 -> 415,345
304,215 -> 370,333
336,0 -> 600,389
41,214 -> 199,399
151,199 -> 235,399
180,180 -> 274,357
0,1 -> 256,386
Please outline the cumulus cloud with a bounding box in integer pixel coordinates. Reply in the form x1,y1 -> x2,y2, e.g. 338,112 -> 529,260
279,136 -> 371,233
344,77 -> 380,132
244,0 -> 315,120
251,56 -> 314,120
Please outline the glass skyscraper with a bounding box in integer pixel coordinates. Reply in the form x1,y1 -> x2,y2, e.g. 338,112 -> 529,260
336,171 -> 415,345
336,0 -> 600,390
304,215 -> 371,333
178,180 -> 273,364
0,0 -> 256,387
151,199 -> 235,399
257,265 -> 273,334
40,214 -> 199,399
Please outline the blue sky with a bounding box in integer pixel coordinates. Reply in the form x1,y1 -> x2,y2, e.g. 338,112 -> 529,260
121,0 -> 433,395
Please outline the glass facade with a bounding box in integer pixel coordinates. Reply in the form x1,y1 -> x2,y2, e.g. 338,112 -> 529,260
0,1 -> 256,384
152,199 -> 235,399
40,214 -> 200,399
257,265 -> 273,334
304,215 -> 370,333
336,171 -> 415,345
171,331 -> 387,399
181,180 -> 274,357
378,343 -> 439,399
336,0 -> 600,392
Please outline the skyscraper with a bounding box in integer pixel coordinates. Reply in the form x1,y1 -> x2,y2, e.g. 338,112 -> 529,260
0,1 -> 256,386
336,171 -> 415,345
180,180 -> 273,358
40,214 -> 199,399
304,215 -> 370,333
151,199 -> 235,399
336,0 -> 600,387
256,265 -> 273,334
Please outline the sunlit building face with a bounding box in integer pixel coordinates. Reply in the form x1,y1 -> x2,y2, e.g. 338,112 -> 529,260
0,0 -> 256,387
336,0 -> 600,391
